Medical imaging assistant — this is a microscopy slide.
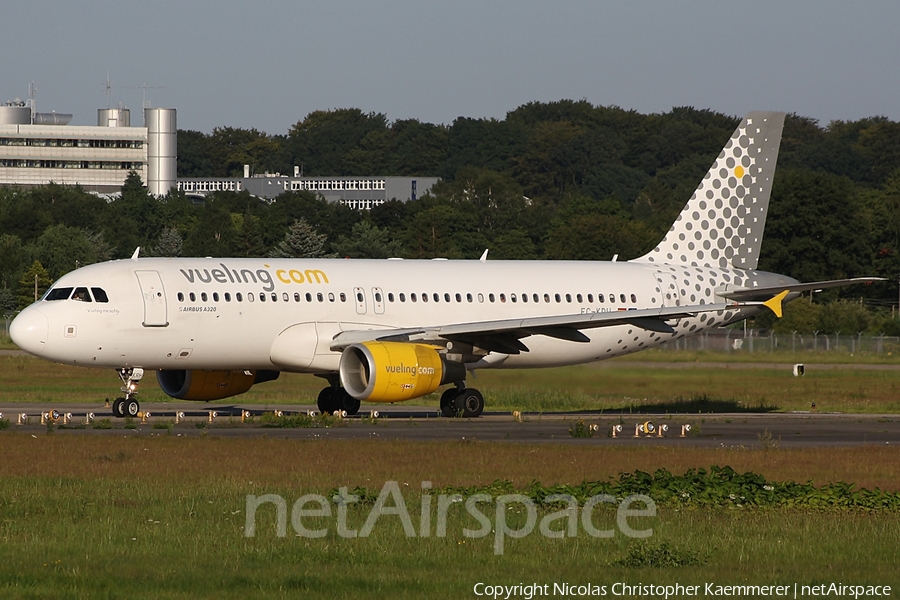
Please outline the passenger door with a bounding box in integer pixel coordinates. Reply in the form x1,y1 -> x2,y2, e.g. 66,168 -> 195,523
135,270 -> 169,327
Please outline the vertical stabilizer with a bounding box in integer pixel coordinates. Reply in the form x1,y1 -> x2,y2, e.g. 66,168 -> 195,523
635,111 -> 785,270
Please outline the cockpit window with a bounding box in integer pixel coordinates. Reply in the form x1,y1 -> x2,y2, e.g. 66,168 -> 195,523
91,288 -> 109,303
45,287 -> 73,301
71,287 -> 93,302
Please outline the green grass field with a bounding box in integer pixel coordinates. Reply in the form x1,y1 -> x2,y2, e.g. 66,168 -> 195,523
0,438 -> 898,598
2,351 -> 900,413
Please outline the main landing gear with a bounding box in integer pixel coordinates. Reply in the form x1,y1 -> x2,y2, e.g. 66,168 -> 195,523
440,385 -> 485,418
111,368 -> 144,419
317,386 -> 361,416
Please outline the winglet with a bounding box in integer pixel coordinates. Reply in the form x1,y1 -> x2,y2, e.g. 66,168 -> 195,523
480,249 -> 489,262
763,290 -> 790,318
131,247 -> 141,261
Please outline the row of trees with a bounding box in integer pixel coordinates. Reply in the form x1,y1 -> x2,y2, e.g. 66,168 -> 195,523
3,101 -> 900,334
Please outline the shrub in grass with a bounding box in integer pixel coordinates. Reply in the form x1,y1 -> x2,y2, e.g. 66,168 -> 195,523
0,418 -> 9,430
568,419 -> 595,438
92,418 -> 112,430
613,542 -> 706,568
340,467 -> 900,511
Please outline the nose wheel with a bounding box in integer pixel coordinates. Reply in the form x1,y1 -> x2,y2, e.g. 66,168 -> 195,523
112,368 -> 144,418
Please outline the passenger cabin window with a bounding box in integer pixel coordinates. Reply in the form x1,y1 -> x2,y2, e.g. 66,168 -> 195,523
236,293 -> 243,302
201,292 -> 208,302
213,292 -> 220,302
225,293 -> 232,302
91,288 -> 109,303
399,293 -> 406,302
177,292 -> 185,302
189,292 -> 196,302
620,294 -> 626,303
328,292 -> 335,302
489,294 -> 495,303
631,294 -> 637,303
45,287 -> 73,301
72,287 -> 92,302
340,293 -> 347,302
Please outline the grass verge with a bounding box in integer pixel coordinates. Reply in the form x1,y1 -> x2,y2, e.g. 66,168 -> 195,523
0,437 -> 898,598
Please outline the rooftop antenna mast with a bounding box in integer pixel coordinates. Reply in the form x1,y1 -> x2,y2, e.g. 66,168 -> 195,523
126,82 -> 165,110
102,72 -> 113,108
26,81 -> 36,123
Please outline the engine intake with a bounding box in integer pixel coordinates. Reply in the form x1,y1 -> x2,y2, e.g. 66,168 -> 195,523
339,342 -> 465,402
157,369 -> 280,401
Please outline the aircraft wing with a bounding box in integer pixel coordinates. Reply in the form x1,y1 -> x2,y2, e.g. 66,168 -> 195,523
330,302 -> 739,354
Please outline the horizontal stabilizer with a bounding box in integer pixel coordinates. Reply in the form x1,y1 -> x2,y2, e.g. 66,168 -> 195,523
717,277 -> 885,302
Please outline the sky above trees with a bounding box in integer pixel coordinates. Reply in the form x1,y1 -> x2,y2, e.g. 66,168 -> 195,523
2,1 -> 900,134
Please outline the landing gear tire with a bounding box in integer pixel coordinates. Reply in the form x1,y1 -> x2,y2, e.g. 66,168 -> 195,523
112,398 -> 125,418
339,392 -> 361,416
124,399 -> 140,418
317,388 -> 336,414
440,388 -> 459,418
457,389 -> 484,418
318,387 -> 360,415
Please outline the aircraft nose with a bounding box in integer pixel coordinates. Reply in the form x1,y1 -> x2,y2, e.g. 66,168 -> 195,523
9,307 -> 49,356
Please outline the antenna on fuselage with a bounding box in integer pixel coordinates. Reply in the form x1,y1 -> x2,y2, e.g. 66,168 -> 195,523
131,247 -> 141,260
480,249 -> 489,261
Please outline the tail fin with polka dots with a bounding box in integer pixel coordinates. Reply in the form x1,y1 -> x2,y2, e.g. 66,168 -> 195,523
635,112 -> 785,271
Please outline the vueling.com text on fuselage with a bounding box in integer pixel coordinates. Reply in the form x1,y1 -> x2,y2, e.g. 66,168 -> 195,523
179,263 -> 329,292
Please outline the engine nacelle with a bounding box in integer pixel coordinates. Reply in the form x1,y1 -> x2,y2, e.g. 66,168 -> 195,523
157,369 -> 280,401
339,342 -> 466,402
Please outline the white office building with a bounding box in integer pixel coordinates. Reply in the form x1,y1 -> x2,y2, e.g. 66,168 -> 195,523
0,101 -> 176,195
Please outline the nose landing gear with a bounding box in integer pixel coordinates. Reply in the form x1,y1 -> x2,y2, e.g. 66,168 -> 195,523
112,368 -> 144,418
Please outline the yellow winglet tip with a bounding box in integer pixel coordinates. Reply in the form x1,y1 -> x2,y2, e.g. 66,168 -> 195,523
763,290 -> 790,318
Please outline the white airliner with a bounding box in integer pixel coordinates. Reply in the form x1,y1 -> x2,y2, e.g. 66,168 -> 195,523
9,112 -> 881,418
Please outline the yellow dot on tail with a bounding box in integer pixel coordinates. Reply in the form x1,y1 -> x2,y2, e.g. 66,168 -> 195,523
734,165 -> 745,178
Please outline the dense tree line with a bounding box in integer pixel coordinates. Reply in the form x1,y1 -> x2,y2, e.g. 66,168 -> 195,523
3,101 -> 900,334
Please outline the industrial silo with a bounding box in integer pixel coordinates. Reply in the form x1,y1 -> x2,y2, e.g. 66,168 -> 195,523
144,107 -> 176,196
97,107 -> 131,127
0,101 -> 32,124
